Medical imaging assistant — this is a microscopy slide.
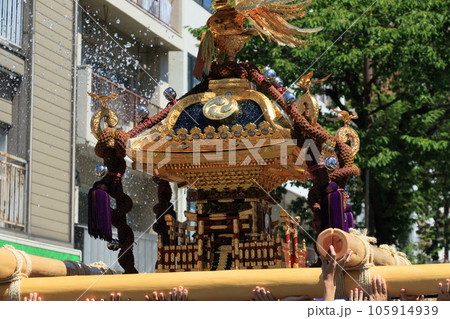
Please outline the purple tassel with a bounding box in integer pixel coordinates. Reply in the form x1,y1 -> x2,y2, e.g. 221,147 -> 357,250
88,185 -> 112,242
320,182 -> 345,231
344,204 -> 355,232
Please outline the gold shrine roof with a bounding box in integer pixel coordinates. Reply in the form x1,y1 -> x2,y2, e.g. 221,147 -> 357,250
127,78 -> 309,191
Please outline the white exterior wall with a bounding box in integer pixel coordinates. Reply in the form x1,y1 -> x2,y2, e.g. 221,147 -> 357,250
169,1 -> 211,221
183,1 -> 211,57
75,66 -> 95,146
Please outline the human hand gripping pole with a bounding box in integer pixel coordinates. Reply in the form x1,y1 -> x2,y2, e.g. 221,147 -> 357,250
320,245 -> 353,301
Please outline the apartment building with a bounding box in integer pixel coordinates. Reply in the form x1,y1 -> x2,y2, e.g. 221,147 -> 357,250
0,0 -> 211,272
0,0 -> 80,261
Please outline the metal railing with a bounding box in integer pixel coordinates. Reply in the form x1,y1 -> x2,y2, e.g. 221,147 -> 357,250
76,224 -> 158,273
132,0 -> 173,28
91,72 -> 161,126
0,0 -> 23,46
0,151 -> 27,229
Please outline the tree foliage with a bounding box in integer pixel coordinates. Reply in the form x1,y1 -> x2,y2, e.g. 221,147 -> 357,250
192,0 -> 449,261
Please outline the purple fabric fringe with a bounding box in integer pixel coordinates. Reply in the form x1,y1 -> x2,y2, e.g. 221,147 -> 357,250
320,182 -> 345,231
88,186 -> 112,242
344,204 -> 355,232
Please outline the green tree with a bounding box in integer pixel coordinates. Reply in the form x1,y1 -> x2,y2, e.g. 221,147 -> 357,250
193,0 -> 449,260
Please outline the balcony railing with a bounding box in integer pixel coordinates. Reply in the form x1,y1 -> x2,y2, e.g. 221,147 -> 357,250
0,151 -> 27,230
91,72 -> 161,127
0,0 -> 23,46
132,0 -> 174,28
76,224 -> 158,273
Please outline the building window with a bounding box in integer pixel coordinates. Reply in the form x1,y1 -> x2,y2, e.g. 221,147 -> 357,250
188,53 -> 200,90
194,0 -> 213,12
0,122 -> 7,154
0,69 -> 21,101
135,0 -> 172,26
0,0 -> 23,47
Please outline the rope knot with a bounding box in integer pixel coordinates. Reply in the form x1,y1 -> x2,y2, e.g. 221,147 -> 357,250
0,245 -> 32,301
350,228 -> 377,244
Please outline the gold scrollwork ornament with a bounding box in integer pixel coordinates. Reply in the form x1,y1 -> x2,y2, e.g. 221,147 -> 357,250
297,93 -> 319,125
90,107 -> 119,141
203,95 -> 239,122
89,92 -> 119,147
336,126 -> 360,157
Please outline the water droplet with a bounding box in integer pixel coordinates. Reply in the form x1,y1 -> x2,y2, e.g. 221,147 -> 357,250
116,19 -> 120,24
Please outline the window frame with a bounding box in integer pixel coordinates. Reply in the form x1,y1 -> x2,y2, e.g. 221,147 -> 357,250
0,0 -> 23,47
0,121 -> 8,154
194,0 -> 214,13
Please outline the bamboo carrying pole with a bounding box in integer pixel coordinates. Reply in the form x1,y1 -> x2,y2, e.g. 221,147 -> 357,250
0,247 -> 67,279
0,264 -> 449,301
316,228 -> 410,267
0,247 -> 116,280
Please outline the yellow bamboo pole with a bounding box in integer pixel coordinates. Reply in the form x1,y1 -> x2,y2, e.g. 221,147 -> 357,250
317,228 -> 410,267
345,264 -> 450,298
0,247 -> 116,280
1,264 -> 448,301
0,247 -> 67,279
